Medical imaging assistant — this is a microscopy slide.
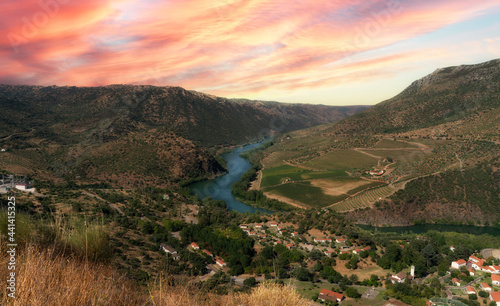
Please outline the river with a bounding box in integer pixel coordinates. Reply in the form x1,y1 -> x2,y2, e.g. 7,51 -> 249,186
189,140 -> 271,213
357,224 -> 500,236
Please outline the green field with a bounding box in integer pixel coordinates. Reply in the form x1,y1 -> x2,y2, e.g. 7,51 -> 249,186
264,181 -> 349,208
260,165 -> 347,188
302,149 -> 378,170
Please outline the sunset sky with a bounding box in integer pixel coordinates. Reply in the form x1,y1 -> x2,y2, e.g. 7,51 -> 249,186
1,0 -> 500,105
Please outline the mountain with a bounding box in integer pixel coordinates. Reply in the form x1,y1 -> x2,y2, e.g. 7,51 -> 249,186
0,84 -> 366,186
325,58 -> 500,139
255,58 -> 500,225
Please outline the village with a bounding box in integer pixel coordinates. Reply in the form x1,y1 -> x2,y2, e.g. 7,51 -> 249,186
158,213 -> 500,306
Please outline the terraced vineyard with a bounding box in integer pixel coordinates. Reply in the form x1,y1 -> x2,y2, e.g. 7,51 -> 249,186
331,180 -> 408,211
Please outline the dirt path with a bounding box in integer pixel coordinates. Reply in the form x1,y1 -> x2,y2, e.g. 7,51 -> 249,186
263,192 -> 310,209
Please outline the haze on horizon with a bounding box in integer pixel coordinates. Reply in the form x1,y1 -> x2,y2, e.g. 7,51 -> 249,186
1,0 -> 500,105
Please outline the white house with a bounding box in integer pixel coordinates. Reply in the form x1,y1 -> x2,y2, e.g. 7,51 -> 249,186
492,274 -> 500,286
490,292 -> 500,306
335,238 -> 346,243
464,286 -> 475,294
190,242 -> 200,250
480,283 -> 492,292
389,272 -> 408,284
160,244 -> 180,260
216,258 -> 226,267
451,259 -> 467,269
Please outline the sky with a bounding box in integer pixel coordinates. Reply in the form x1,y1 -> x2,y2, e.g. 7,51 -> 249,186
1,0 -> 500,105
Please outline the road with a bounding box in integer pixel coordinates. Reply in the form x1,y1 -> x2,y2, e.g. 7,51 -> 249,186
81,190 -> 125,215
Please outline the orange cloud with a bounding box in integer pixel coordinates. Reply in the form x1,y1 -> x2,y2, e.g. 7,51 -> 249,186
1,0 -> 500,104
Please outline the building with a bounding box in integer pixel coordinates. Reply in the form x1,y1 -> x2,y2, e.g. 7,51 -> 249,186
352,249 -> 362,254
451,259 -> 467,269
480,283 -> 492,292
318,289 -> 345,303
452,278 -> 460,286
268,222 -> 278,227
389,272 -> 409,284
472,259 -> 486,270
255,224 -> 263,228
490,292 -> 500,306
278,230 -> 286,235
362,246 -> 371,251
492,274 -> 500,286
274,240 -> 283,245
335,238 -> 346,243
286,243 -> 294,250
468,268 -> 475,276
14,183 -> 31,190
216,258 -> 226,267
469,255 -> 481,263
450,246 -> 456,252
202,249 -> 213,257
190,242 -> 200,250
291,231 -> 299,237
248,231 -> 257,236
314,238 -> 332,243
324,250 -> 336,257
465,286 -> 476,294
239,224 -> 248,229
160,244 -> 180,260
259,234 -> 266,239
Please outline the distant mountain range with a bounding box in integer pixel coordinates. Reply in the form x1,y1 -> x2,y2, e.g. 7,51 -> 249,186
0,84 -> 367,186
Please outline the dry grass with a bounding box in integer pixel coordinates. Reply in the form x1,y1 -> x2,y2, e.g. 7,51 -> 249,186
0,243 -> 311,305
0,244 -> 145,305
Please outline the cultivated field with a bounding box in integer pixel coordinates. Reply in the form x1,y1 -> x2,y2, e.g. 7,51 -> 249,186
302,149 -> 378,170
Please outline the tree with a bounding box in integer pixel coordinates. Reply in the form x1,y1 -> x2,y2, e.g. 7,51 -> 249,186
478,290 -> 489,298
345,287 -> 361,298
243,277 -> 257,287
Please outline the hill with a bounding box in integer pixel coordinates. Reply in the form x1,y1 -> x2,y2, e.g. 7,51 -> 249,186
325,58 -> 500,139
255,59 -> 500,224
0,85 -> 366,186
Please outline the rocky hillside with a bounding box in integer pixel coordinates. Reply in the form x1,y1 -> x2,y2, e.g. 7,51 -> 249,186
325,58 -> 500,139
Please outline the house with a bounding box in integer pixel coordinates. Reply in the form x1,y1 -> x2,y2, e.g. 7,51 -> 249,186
318,289 -> 345,303
468,268 -> 475,276
368,170 -> 384,176
324,250 -> 336,257
451,259 -> 467,269
480,283 -> 492,292
465,286 -> 476,294
14,183 -> 31,190
492,274 -> 500,286
335,238 -> 346,243
362,246 -> 371,251
490,291 -> 500,306
352,249 -> 362,254
274,240 -> 283,245
259,234 -> 266,239
255,224 -> 263,228
492,266 -> 500,274
340,250 -> 350,254
286,243 -> 294,250
452,278 -> 461,286
248,231 -> 257,236
450,246 -> 455,252
277,226 -> 285,231
160,244 -> 180,260
472,259 -> 486,270
239,224 -> 248,229
314,238 -> 332,243
216,258 -> 226,267
469,255 -> 481,263
202,249 -> 213,257
291,231 -> 299,237
278,230 -> 286,235
268,222 -> 278,227
0,149 -> 6,152
190,242 -> 200,250
389,272 -> 410,284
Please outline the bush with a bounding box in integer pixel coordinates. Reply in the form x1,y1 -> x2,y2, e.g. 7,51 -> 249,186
345,287 -> 361,299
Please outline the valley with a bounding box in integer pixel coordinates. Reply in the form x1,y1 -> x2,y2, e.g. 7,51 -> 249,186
1,59 -> 500,306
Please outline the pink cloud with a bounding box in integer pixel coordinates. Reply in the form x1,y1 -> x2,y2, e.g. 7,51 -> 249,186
1,0 -> 499,102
